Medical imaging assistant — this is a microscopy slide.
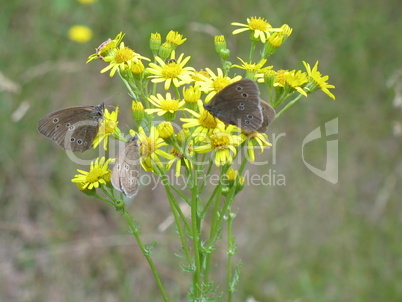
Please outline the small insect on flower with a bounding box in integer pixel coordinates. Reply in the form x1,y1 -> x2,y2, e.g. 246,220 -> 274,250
146,51 -> 194,90
87,32 -> 125,63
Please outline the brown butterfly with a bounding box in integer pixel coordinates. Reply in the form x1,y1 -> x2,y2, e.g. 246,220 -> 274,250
204,79 -> 263,132
256,99 -> 276,132
111,136 -> 141,197
37,104 -> 104,152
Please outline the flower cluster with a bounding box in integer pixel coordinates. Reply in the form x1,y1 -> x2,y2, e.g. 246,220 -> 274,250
65,17 -> 336,301
73,17 -> 335,195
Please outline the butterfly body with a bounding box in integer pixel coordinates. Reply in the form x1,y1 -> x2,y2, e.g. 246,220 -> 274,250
204,79 -> 263,133
111,136 -> 141,198
38,104 -> 104,152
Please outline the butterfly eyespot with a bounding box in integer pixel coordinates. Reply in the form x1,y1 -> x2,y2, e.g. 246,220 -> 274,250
236,86 -> 243,91
55,125 -> 60,129
242,93 -> 248,98
247,114 -> 253,119
69,125 -> 75,131
66,123 -> 71,127
124,163 -> 130,171
77,139 -> 83,145
52,118 -> 59,123
245,120 -> 251,125
84,142 -> 88,146
238,105 -> 245,110
70,138 -> 75,142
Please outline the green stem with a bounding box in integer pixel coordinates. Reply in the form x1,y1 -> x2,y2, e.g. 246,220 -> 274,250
174,85 -> 181,99
227,207 -> 234,302
163,183 -> 192,263
121,209 -> 169,302
168,183 -> 191,205
117,70 -> 137,99
164,182 -> 191,232
190,167 -> 202,298
249,40 -> 257,62
276,94 -> 304,118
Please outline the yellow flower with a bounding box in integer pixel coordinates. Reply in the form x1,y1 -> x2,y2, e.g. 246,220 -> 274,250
71,157 -> 114,190
100,42 -> 150,77
214,35 -> 227,53
130,59 -> 145,74
87,32 -> 125,63
146,51 -> 194,90
232,58 -> 268,79
92,107 -> 120,150
231,17 -> 282,43
133,127 -> 175,172
191,69 -> 211,82
181,100 -> 226,137
146,92 -> 186,119
132,100 -> 145,123
281,24 -> 293,37
183,85 -> 201,104
158,121 -> 175,139
263,24 -> 293,57
68,25 -> 93,43
158,42 -> 174,61
194,127 -> 243,167
150,32 -> 162,52
225,168 -> 239,181
166,30 -> 187,46
195,68 -> 242,103
76,0 -> 97,3
303,61 -> 336,100
241,131 -> 272,162
274,69 -> 309,97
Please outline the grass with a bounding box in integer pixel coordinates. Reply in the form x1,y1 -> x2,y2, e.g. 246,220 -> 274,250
1,0 -> 402,301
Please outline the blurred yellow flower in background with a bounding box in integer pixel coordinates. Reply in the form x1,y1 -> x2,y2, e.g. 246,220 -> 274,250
68,25 -> 93,43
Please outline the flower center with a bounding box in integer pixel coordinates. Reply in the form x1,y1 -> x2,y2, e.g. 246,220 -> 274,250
212,78 -> 231,92
86,167 -> 105,182
114,47 -> 135,63
171,148 -> 183,158
275,70 -> 288,86
248,17 -> 269,31
199,111 -> 219,128
105,120 -> 117,134
211,133 -> 231,149
162,63 -> 182,79
160,99 -> 180,111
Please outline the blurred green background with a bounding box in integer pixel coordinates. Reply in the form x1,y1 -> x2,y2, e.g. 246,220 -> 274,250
1,0 -> 401,301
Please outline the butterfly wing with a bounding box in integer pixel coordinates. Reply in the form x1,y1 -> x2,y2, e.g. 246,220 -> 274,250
37,105 -> 104,152
111,136 -> 141,197
205,79 -> 263,132
257,99 -> 276,133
